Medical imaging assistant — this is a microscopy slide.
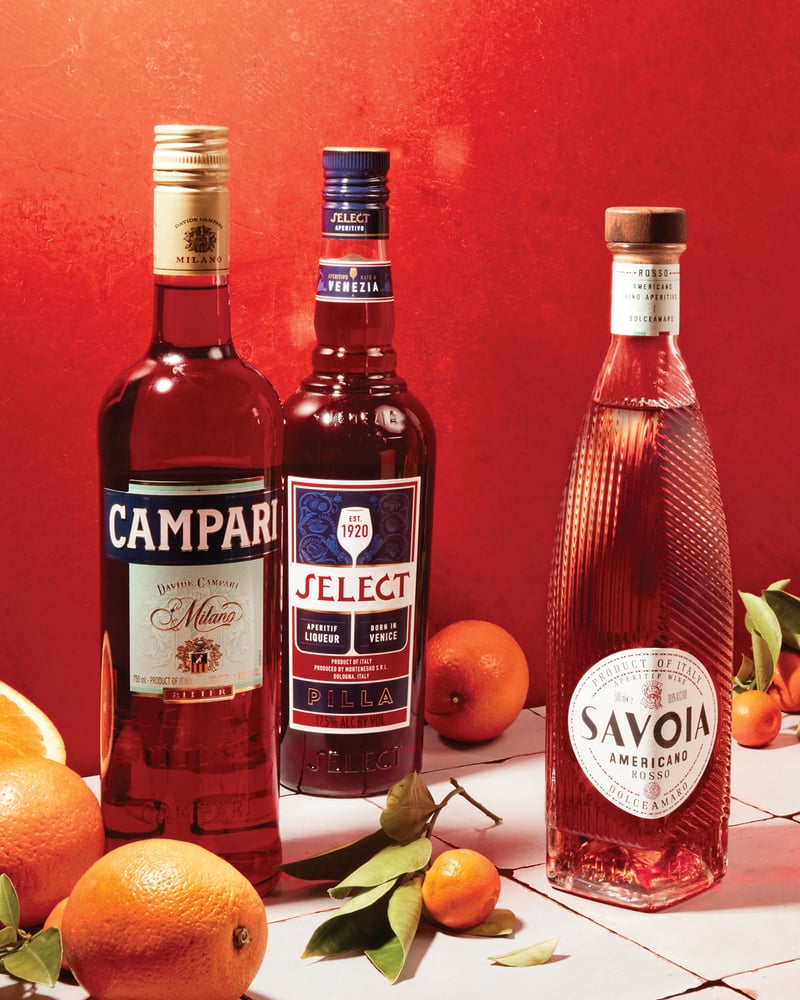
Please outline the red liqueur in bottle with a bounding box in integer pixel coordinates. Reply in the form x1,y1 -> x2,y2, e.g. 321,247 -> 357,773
545,207 -> 734,910
99,126 -> 283,894
281,147 -> 436,796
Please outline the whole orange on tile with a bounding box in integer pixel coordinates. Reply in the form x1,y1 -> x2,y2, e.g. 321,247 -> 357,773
424,619 -> 529,742
422,847 -> 501,930
61,838 -> 268,1000
0,680 -> 66,763
0,756 -> 104,927
731,689 -> 783,748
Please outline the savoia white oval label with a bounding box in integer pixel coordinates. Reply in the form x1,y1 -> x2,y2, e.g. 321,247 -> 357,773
568,648 -> 718,819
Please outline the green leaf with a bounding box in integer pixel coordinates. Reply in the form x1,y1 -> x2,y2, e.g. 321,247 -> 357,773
462,907 -> 516,937
0,926 -> 18,948
330,839 -> 432,900
2,928 -> 62,987
0,875 -> 20,933
739,591 -> 781,684
489,936 -> 560,967
365,876 -> 423,983
751,630 -> 776,692
763,587 -> 800,652
302,880 -> 396,959
276,828 -> 394,883
381,772 -> 437,843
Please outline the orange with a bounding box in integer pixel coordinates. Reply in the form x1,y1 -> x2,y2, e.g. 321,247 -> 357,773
0,756 -> 104,927
731,689 -> 783,748
421,848 -> 501,931
61,838 -> 268,1000
0,680 -> 66,763
769,649 -> 800,713
43,898 -> 71,970
424,620 -> 529,742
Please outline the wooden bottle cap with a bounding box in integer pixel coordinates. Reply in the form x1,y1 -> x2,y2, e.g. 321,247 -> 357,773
605,206 -> 686,244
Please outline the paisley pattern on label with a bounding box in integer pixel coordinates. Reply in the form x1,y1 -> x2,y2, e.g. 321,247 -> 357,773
287,476 -> 420,733
568,647 -> 718,819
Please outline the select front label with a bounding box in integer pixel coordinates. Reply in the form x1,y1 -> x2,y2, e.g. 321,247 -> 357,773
287,476 -> 420,733
568,647 -> 718,819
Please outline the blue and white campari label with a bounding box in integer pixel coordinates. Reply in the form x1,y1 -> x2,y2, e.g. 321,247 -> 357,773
316,261 -> 393,303
567,647 -> 718,819
104,479 -> 278,702
287,476 -> 421,733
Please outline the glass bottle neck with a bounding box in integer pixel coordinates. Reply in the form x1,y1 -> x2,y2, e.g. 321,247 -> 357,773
152,274 -> 233,351
151,184 -> 233,351
311,237 -> 398,382
595,243 -> 694,408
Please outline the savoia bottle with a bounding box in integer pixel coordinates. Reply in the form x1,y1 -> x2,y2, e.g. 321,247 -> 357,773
99,125 -> 283,894
546,207 -> 733,910
281,147 -> 436,796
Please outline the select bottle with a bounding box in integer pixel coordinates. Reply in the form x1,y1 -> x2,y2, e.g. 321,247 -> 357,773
99,125 -> 283,894
545,207 -> 734,910
281,147 -> 436,796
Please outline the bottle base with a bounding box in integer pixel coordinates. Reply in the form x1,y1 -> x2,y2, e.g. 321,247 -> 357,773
547,830 -> 725,911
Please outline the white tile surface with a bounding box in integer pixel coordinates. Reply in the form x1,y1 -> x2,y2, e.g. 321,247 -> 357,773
4,708 -> 799,1000
726,958 -> 800,1000
518,816 -> 800,982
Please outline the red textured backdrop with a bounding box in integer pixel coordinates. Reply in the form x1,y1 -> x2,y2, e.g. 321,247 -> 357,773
2,1 -> 798,776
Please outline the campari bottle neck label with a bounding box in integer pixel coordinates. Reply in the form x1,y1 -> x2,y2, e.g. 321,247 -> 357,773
610,262 -> 680,337
567,647 -> 718,819
154,186 -> 230,277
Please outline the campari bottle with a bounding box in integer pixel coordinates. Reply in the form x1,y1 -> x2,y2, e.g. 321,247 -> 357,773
99,125 -> 283,894
281,147 -> 436,796
545,206 -> 734,910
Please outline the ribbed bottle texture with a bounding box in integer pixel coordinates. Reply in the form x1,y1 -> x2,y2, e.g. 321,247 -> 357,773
545,208 -> 733,910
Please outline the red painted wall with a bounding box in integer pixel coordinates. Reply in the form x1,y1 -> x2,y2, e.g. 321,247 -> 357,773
3,1 -> 798,776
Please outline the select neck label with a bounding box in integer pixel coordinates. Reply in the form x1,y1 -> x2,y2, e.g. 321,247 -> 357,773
568,647 -> 718,819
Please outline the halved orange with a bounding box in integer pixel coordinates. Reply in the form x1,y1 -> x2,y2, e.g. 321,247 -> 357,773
0,680 -> 67,763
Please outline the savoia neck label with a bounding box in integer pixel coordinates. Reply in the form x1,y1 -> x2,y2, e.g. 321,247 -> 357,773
568,647 -> 718,819
610,262 -> 680,336
286,475 -> 420,733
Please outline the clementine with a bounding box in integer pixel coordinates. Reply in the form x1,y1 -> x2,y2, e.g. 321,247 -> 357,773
768,649 -> 800,713
0,756 -> 104,927
731,689 -> 783,748
0,680 -> 66,763
424,620 -> 529,742
61,838 -> 268,1000
421,848 -> 501,930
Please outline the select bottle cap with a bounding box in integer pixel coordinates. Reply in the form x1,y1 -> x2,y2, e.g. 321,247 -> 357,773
605,206 -> 687,245
322,147 -> 390,210
153,125 -> 230,185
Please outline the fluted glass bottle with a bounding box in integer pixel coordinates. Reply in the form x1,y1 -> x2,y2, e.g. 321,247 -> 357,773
546,206 -> 733,910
